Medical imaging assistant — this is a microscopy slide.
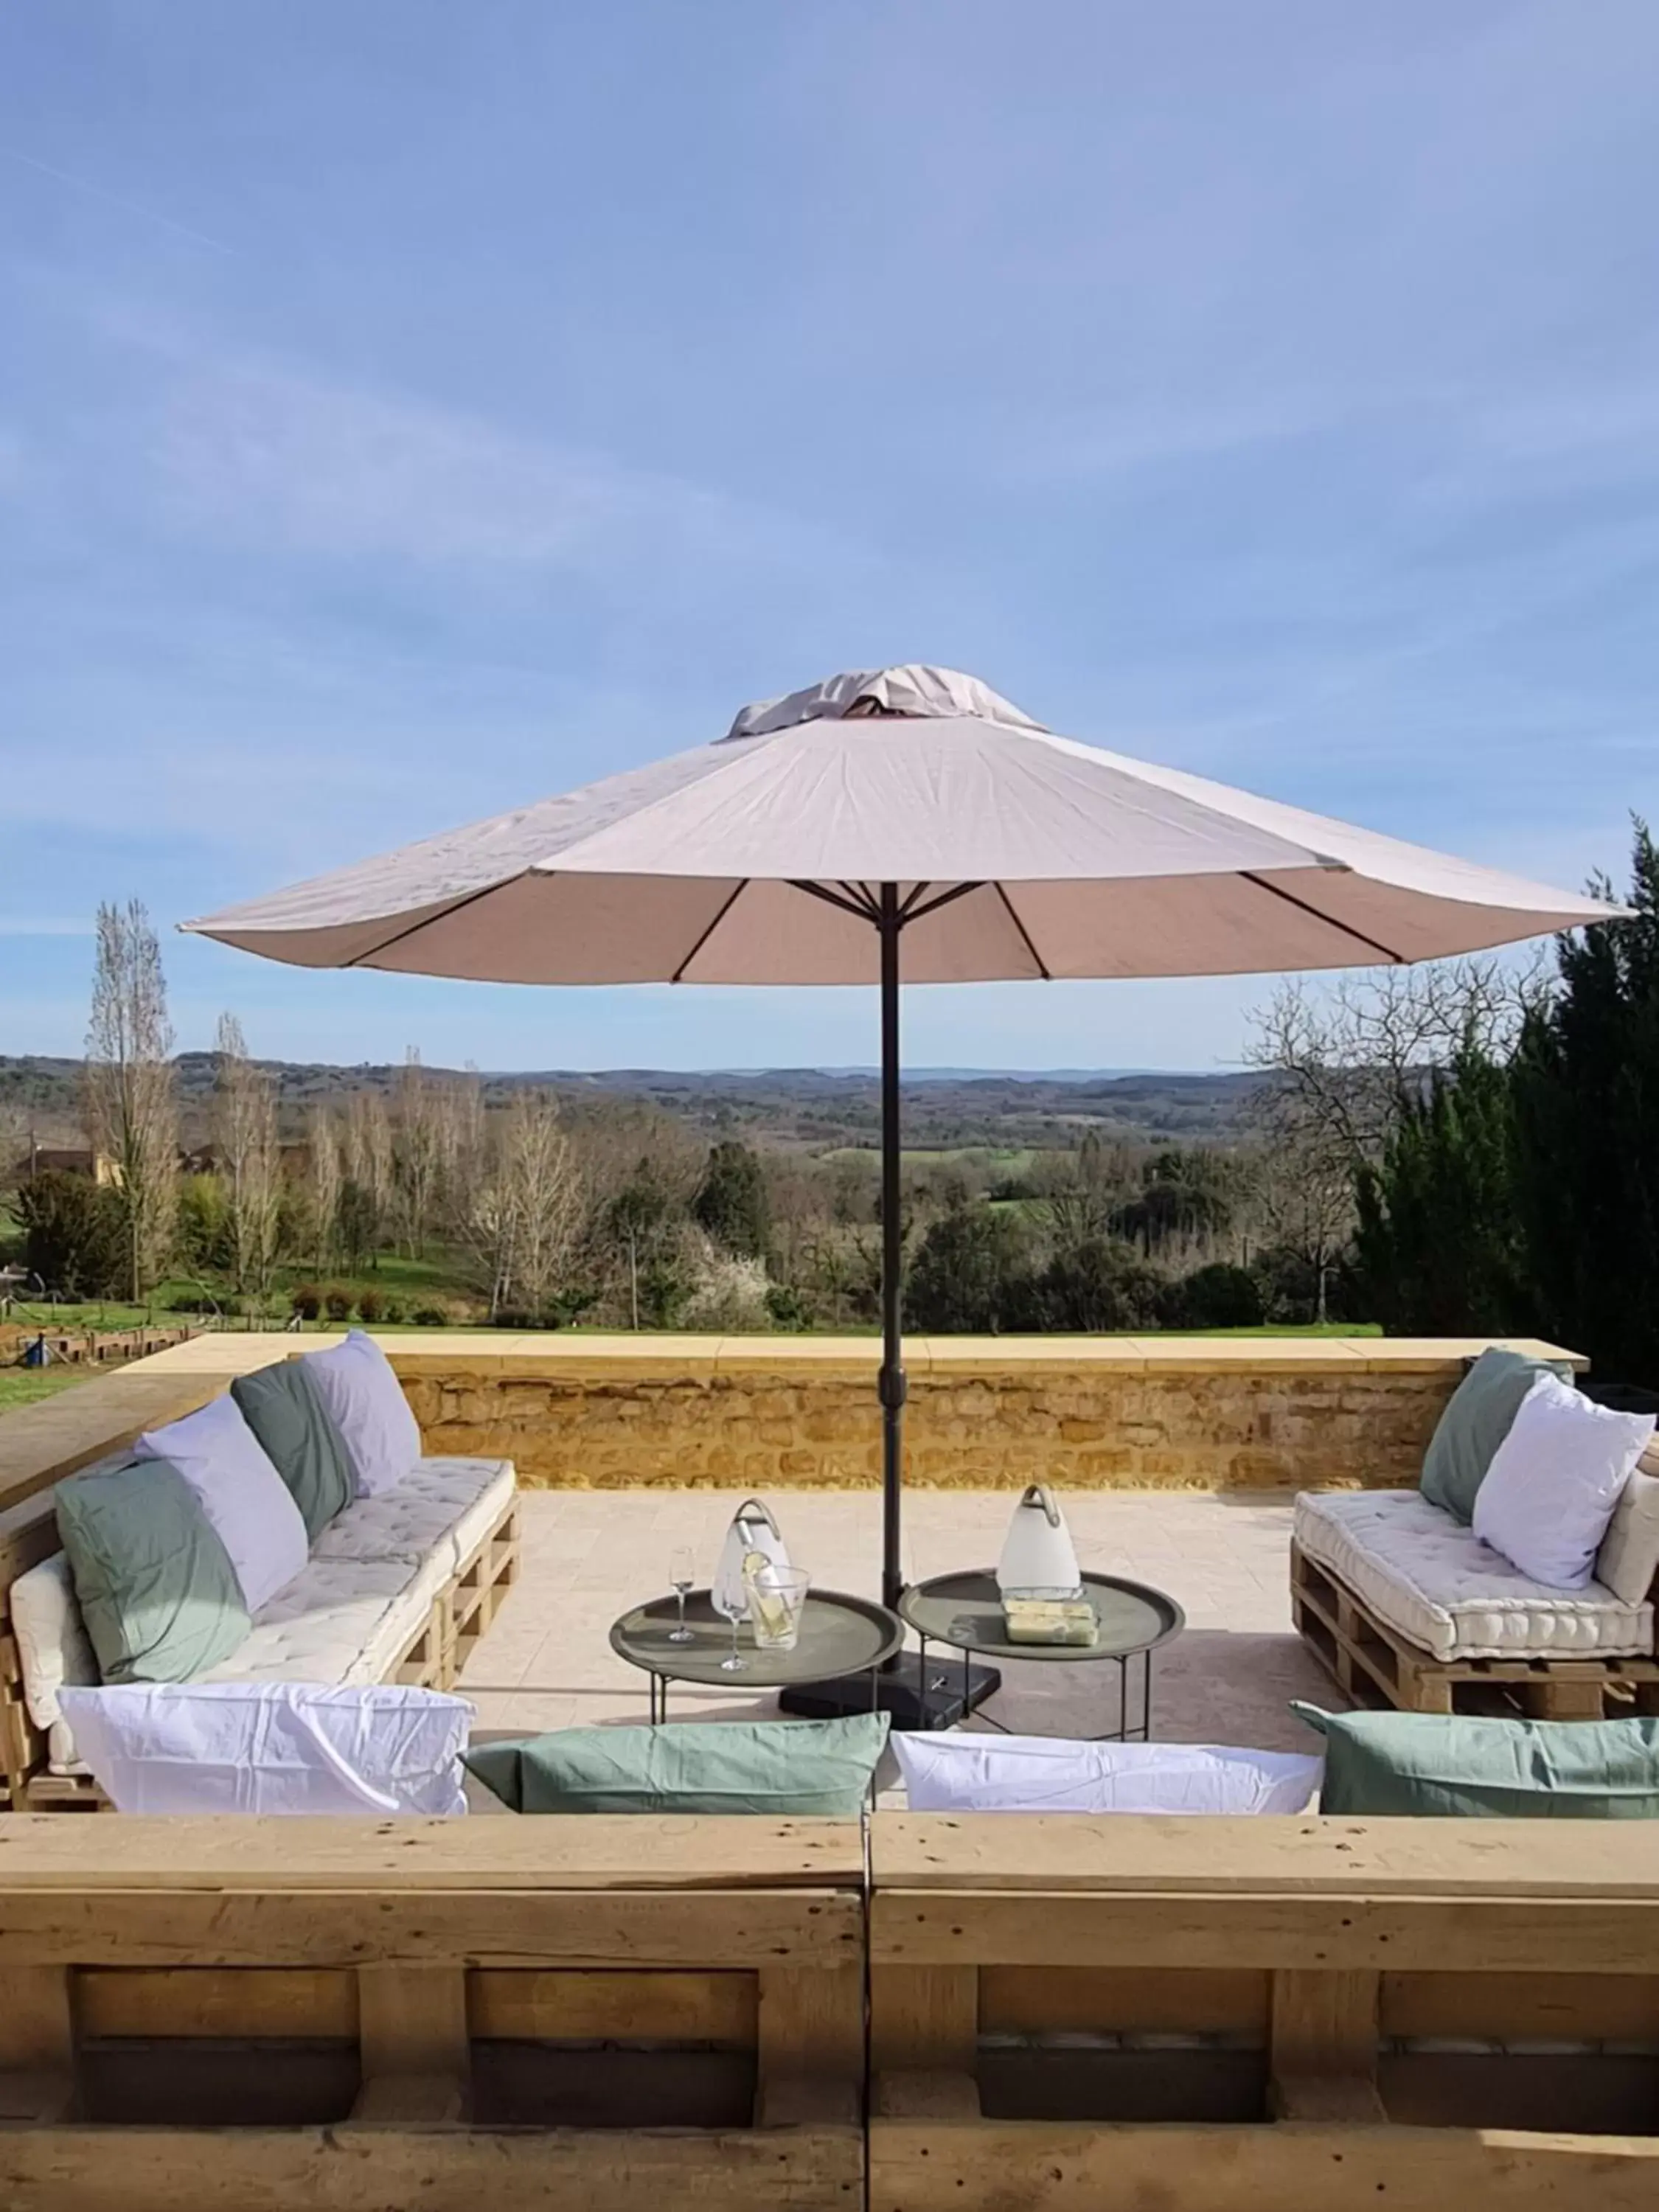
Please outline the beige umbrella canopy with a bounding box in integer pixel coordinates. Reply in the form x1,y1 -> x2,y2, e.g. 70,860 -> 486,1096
187,665 -> 1624,1725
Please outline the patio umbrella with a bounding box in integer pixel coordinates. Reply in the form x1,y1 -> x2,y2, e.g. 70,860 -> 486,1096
186,664 -> 1624,1723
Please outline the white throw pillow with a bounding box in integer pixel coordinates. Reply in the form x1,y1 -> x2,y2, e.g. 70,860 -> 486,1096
1593,1458 -> 1659,1606
56,1681 -> 473,1815
136,1394 -> 310,1613
891,1731 -> 1323,1815
304,1332 -> 422,1498
1472,1373 -> 1656,1590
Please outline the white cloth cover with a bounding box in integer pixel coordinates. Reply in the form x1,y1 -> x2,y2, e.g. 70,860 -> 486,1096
135,1393 -> 309,1613
303,1331 -> 422,1498
1294,1489 -> 1654,1660
892,1731 -> 1323,1816
10,1552 -> 98,1772
56,1681 -> 472,1815
1596,1460 -> 1659,1607
184,664 -> 1620,987
1474,1374 -> 1655,1589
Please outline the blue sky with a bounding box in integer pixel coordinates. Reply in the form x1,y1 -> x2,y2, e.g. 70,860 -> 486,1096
2,1 -> 1655,1074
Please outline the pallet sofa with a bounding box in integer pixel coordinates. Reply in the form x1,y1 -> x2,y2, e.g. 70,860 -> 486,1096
1291,1440 -> 1659,1721
0,1388 -> 519,1809
0,1812 -> 1654,2212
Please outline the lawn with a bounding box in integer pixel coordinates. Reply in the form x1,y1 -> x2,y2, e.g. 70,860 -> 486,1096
0,1368 -> 96,1412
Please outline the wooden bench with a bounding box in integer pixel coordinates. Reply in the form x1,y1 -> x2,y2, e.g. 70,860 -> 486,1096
0,1479 -> 521,1812
868,1812 -> 1659,2209
1291,1539 -> 1659,1721
0,1815 -> 865,2211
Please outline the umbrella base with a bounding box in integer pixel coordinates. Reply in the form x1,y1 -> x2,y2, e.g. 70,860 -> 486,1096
779,1652 -> 1002,1731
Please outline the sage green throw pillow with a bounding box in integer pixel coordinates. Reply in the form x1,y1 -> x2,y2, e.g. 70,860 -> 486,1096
1294,1704 -> 1659,1819
231,1358 -> 355,1542
56,1457 -> 251,1684
1419,1347 -> 1563,1523
465,1714 -> 889,1815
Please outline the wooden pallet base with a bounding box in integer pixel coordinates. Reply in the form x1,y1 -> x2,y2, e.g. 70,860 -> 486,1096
1291,1541 -> 1659,1719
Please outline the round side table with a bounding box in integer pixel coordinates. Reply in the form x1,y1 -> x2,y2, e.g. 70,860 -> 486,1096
897,1570 -> 1185,1739
611,1588 -> 905,1722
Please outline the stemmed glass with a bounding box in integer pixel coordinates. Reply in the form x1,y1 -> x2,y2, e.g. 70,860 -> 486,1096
668,1547 -> 695,1644
712,1580 -> 748,1672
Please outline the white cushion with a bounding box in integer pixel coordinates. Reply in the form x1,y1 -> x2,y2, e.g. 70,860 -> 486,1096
196,1556 -> 433,1687
1596,1458 -> 1659,1607
56,1681 -> 471,1815
892,1732 -> 1323,1815
303,1332 -> 421,1498
1295,1489 -> 1653,1661
312,1457 -> 514,1590
10,1553 -> 99,1773
1474,1374 -> 1655,1590
135,1394 -> 309,1613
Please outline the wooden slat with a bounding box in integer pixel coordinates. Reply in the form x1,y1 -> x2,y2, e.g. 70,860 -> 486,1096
470,1969 -> 756,2045
873,1891 -> 1659,1975
755,1965 -> 863,2090
980,1965 -> 1268,2037
1382,1970 -> 1659,2043
0,1815 -> 863,1888
874,2070 -> 982,2121
358,1966 -> 469,2081
0,1887 -> 863,1971
872,1815 -> 1659,1896
0,1967 -> 75,2070
869,2118 -> 1659,2211
77,1969 -> 357,2041
0,2124 -> 865,2211
869,1966 -> 978,2073
1270,1969 -> 1380,2079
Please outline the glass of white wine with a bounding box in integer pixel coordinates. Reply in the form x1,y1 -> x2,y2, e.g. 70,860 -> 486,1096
668,1547 -> 695,1644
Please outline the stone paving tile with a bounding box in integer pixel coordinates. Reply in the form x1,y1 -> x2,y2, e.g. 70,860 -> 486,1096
462,1487 -> 1344,1757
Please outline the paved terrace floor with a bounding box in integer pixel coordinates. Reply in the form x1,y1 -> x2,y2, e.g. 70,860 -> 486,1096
459,1488 -> 1343,1759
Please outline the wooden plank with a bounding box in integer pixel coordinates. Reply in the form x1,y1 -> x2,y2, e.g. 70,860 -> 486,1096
869,2118 -> 1659,2211
873,1891 -> 1659,1975
0,1968 -> 75,2070
1270,1969 -> 1380,2079
980,1965 -> 1268,2037
0,1887 -> 863,1970
873,2069 -> 982,2120
0,2124 -> 865,2211
753,2077 -> 860,2130
1382,1969 -> 1659,2043
755,1964 -> 863,2087
0,1815 -> 864,1888
869,1966 -> 978,2073
77,1969 -> 357,2041
1269,2073 -> 1387,2122
346,2073 -> 465,2125
871,1815 -> 1659,1896
470,1969 -> 756,2045
357,1966 -> 469,2081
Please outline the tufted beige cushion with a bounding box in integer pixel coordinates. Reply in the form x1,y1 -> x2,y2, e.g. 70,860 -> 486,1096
1595,1458 -> 1659,1609
1295,1488 -> 1653,1662
198,1557 -> 430,1687
311,1457 -> 512,1587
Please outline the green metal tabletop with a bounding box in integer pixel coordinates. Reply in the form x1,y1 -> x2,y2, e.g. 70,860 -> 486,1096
610,1587 -> 905,1688
897,1569 -> 1184,1665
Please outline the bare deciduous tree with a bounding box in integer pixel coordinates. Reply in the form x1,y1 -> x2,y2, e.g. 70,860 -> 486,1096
214,1012 -> 281,1310
464,1093 -> 581,1317
344,1088 -> 394,1263
306,1104 -> 342,1269
394,1048 -> 442,1258
85,899 -> 177,1301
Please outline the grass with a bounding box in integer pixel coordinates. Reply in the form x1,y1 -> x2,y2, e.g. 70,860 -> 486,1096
0,1368 -> 95,1411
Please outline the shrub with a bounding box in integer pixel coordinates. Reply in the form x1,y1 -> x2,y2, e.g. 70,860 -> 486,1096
14,1170 -> 124,1301
683,1245 -> 773,1331
355,1287 -> 385,1324
1161,1262 -> 1265,1330
412,1304 -> 450,1326
380,1298 -> 405,1324
764,1282 -> 814,1329
322,1285 -> 355,1324
290,1282 -> 323,1321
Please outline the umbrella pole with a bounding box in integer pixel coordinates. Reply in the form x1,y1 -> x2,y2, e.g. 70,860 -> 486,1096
878,881 -> 905,1614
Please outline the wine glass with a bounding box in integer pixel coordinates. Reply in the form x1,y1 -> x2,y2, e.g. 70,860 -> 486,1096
712,1580 -> 748,1672
668,1546 -> 695,1644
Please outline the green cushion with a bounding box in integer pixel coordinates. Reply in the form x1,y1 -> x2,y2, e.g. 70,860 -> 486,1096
56,1457 -> 251,1684
1294,1704 -> 1659,1818
464,1714 -> 889,1815
1419,1347 -> 1564,1523
231,1358 -> 354,1542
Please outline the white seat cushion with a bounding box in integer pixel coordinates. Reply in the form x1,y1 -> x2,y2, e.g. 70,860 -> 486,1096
1295,1489 -> 1655,1663
311,1457 -> 513,1583
196,1557 -> 433,1687
893,1731 -> 1323,1815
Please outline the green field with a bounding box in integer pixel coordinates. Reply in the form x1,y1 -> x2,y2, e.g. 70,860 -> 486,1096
0,1368 -> 94,1412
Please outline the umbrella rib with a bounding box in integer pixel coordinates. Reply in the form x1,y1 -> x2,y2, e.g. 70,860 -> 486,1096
903,880 -> 984,925
343,872 -> 532,967
671,880 -> 749,982
993,883 -> 1052,979
790,880 -> 882,924
1239,871 -> 1404,963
